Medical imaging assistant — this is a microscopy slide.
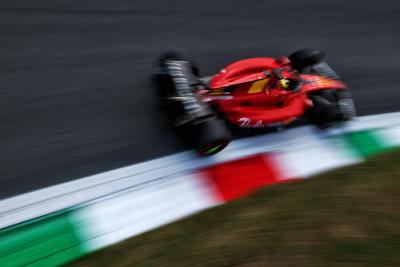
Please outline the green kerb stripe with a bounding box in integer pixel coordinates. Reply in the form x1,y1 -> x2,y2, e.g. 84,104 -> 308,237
0,210 -> 85,267
341,130 -> 388,157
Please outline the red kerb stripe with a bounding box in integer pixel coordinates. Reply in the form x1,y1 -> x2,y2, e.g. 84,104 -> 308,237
202,154 -> 284,201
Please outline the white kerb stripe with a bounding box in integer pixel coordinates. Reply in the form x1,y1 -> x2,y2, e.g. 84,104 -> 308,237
275,136 -> 362,179
75,173 -> 221,251
376,126 -> 400,147
1,112 -> 400,228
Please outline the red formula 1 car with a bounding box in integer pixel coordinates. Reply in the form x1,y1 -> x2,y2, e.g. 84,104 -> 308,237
154,48 -> 356,155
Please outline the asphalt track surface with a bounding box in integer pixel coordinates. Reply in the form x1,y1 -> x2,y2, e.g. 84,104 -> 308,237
1,0 -> 399,199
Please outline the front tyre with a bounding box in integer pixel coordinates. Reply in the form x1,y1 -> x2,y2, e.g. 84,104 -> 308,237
308,89 -> 356,129
289,48 -> 325,72
289,48 -> 340,79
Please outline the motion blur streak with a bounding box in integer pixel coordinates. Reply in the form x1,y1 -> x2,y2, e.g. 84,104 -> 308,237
1,0 -> 400,198
1,112 -> 400,229
1,117 -> 399,267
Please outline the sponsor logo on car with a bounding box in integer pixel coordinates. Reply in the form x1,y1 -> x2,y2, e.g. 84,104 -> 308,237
238,117 -> 297,128
165,62 -> 203,113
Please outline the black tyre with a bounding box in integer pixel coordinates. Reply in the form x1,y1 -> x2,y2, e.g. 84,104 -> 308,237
193,119 -> 231,156
289,48 -> 325,72
308,89 -> 356,128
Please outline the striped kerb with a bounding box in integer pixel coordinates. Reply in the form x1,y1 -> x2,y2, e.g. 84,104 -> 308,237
0,123 -> 399,267
341,130 -> 390,157
203,154 -> 283,201
0,210 -> 85,267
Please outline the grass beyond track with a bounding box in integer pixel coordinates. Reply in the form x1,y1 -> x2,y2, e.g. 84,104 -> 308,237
70,150 -> 400,267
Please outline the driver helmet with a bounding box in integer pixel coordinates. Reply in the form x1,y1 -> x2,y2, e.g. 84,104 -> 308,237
276,69 -> 300,92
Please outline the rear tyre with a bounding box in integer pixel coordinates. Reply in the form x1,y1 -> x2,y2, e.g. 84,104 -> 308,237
193,119 -> 231,156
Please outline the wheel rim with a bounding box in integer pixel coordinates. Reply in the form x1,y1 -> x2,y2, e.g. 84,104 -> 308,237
199,140 -> 229,155
205,144 -> 224,154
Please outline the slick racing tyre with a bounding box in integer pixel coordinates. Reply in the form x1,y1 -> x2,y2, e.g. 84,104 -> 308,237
289,48 -> 325,72
308,89 -> 356,129
194,119 -> 231,156
289,48 -> 340,79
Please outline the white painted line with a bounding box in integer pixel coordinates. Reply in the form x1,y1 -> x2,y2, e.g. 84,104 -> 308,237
1,112 -> 400,229
0,127 -> 319,228
339,111 -> 400,132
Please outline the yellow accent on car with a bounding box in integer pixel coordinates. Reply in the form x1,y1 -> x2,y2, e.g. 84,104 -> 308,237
248,79 -> 268,94
280,79 -> 289,89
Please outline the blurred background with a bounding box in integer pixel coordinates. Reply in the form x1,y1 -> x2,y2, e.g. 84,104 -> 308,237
0,0 -> 399,199
1,1 -> 400,266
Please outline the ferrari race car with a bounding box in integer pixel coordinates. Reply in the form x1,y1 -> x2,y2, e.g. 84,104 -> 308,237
154,48 -> 356,155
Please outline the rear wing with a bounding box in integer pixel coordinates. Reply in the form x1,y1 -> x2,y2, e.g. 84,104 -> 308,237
155,60 -> 215,126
